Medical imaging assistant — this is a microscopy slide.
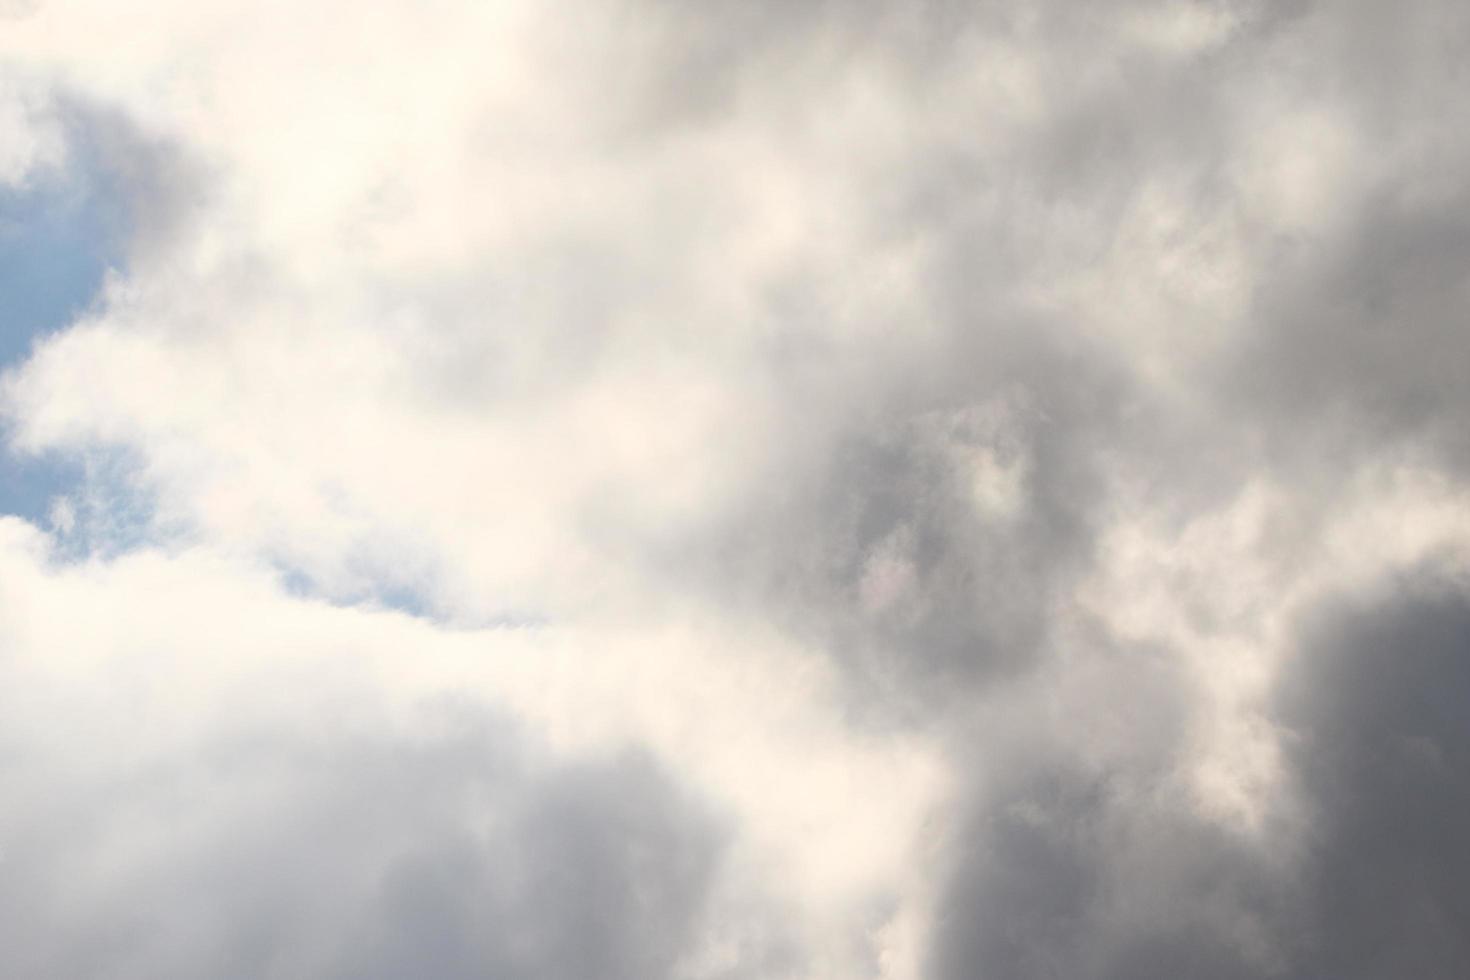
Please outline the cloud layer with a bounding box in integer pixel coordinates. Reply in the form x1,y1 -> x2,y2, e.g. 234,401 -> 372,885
4,1 -> 1470,977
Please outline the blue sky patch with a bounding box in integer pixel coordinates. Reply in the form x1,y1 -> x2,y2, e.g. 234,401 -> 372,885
1,144 -> 128,524
0,163 -> 122,365
0,449 -> 83,530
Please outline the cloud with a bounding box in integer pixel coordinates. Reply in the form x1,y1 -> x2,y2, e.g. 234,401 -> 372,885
3,1 -> 1470,977
0,521 -> 939,977
2,716 -> 723,980
0,532 -> 724,980
1272,574 -> 1470,978
923,562 -> 1470,980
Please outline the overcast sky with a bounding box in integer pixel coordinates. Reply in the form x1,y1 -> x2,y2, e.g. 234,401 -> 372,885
3,1 -> 1470,977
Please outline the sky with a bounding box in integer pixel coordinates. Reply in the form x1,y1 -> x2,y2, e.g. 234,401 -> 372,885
2,1 -> 1470,978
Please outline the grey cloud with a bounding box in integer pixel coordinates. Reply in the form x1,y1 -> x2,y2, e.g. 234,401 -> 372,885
620,0 -> 1257,708
1194,1 -> 1470,480
677,324 -> 1138,721
927,572 -> 1470,980
629,0 -> 1470,673
931,763 -> 1293,980
43,94 -> 210,277
0,706 -> 723,980
906,5 -> 1470,969
927,643 -> 1298,980
510,4 -> 1470,976
1272,576 -> 1470,978
622,2 -> 1470,974
1227,188 -> 1470,477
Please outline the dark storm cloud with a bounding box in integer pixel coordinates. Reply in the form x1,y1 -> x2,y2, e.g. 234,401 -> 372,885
927,572 -> 1470,980
926,639 -> 1300,980
0,706 -> 723,980
1272,576 -> 1470,979
930,762 -> 1294,980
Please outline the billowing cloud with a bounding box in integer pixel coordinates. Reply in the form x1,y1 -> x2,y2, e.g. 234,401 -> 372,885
3,1 -> 1470,977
